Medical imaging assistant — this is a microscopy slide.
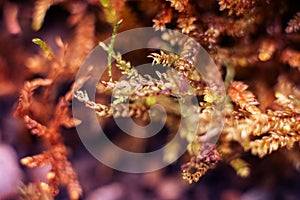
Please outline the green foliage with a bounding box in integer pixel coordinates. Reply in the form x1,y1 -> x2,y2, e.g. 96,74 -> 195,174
99,0 -> 118,24
32,38 -> 54,60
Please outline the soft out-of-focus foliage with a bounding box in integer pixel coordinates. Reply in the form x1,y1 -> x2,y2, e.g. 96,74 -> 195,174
286,12 -> 300,33
0,0 -> 298,199
14,39 -> 88,199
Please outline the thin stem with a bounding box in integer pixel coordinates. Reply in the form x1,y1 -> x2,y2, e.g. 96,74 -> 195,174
107,19 -> 123,82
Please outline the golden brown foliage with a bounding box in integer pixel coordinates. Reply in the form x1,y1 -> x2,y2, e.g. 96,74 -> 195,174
182,143 -> 220,184
281,49 -> 300,70
224,82 -> 300,159
286,12 -> 300,33
15,78 -> 83,199
32,0 -> 65,31
14,27 -> 93,198
228,81 -> 261,115
19,182 -> 54,200
152,3 -> 172,31
218,0 -> 256,16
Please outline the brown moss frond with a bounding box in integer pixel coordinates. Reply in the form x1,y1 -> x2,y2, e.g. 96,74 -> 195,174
218,0 -> 256,16
32,0 -> 65,31
152,4 -> 172,31
14,79 -> 53,118
182,143 -> 220,183
228,81 -> 261,114
280,49 -> 300,70
16,79 -> 83,199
